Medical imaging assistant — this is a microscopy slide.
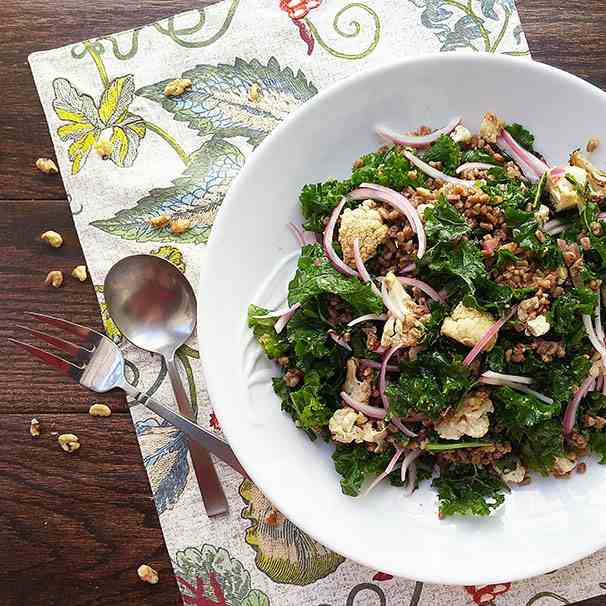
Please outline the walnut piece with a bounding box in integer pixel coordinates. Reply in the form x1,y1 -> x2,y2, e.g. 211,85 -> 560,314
148,215 -> 170,229
35,158 -> 58,174
170,218 -> 192,235
587,137 -> 600,153
94,139 -> 113,159
137,564 -> 159,584
248,83 -> 262,102
30,418 -> 41,437
71,265 -> 88,282
164,78 -> 192,97
40,230 -> 63,248
58,433 -> 80,453
89,403 -> 112,417
45,271 -> 64,288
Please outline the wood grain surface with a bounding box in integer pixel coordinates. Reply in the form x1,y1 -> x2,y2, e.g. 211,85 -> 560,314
1,1 -> 606,605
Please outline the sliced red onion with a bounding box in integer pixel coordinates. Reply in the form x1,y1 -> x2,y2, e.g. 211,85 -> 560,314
455,162 -> 496,174
347,314 -> 386,328
288,222 -> 316,246
543,219 -> 564,233
549,165 -> 567,179
599,212 -> 606,220
359,358 -> 399,372
563,376 -> 595,434
402,150 -> 477,188
397,276 -> 447,304
480,371 -> 533,385
274,303 -> 302,334
495,135 -> 539,182
373,345 -> 387,354
463,307 -> 516,367
376,116 -> 461,148
353,238 -> 381,297
602,375 -> 606,395
362,447 -> 404,497
341,391 -> 387,419
595,288 -> 605,346
323,196 -> 358,277
381,278 -> 406,321
380,346 -> 416,438
583,314 -> 606,359
401,449 -> 422,496
350,184 -> 426,258
496,130 -> 549,182
400,263 -> 416,273
509,384 -> 554,405
392,416 -> 417,436
597,375 -> 604,393
328,330 -> 352,352
546,225 -> 567,236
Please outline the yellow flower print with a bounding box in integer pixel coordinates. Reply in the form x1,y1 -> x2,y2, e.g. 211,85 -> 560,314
52,75 -> 146,174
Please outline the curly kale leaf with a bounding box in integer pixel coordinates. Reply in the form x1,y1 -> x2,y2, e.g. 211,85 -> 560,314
422,135 -> 462,175
351,145 -> 422,191
248,304 -> 289,359
423,194 -> 470,242
589,431 -> 606,464
288,244 -> 383,314
505,123 -> 536,153
432,464 -> 506,517
462,148 -> 498,165
299,179 -> 352,233
519,419 -> 565,475
493,386 -> 560,428
286,306 -> 332,364
548,287 -> 597,345
332,443 -> 393,496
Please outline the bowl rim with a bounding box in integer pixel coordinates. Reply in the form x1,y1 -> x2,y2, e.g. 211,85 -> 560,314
199,52 -> 606,584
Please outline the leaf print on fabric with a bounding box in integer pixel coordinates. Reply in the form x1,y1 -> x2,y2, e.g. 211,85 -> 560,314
441,15 -> 483,51
136,57 -> 317,147
465,583 -> 512,604
52,75 -> 146,174
174,544 -> 270,606
239,479 -> 344,585
136,417 -> 190,515
150,245 -> 187,273
91,138 -> 244,244
94,285 -> 123,343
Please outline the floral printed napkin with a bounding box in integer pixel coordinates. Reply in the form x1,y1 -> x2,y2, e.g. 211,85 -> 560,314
28,1 -> 606,604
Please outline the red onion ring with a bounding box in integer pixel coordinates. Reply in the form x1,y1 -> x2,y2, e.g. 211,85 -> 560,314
582,314 -> 606,359
376,116 -> 461,148
400,263 -> 416,274
288,222 -> 316,246
274,303 -> 301,334
480,371 -> 533,385
341,391 -> 387,419
392,416 -> 417,438
362,447 -> 404,497
359,358 -> 399,372
347,314 -> 386,328
350,184 -> 426,258
508,384 -> 554,405
563,376 -> 595,434
353,238 -> 381,297
328,330 -> 352,352
500,129 -> 549,176
397,276 -> 447,304
463,307 -> 516,366
323,196 -> 358,277
455,162 -> 496,174
401,449 -> 422,496
402,149 -> 477,188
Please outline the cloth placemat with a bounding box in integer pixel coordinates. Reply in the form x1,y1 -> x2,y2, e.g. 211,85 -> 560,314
29,1 -> 606,604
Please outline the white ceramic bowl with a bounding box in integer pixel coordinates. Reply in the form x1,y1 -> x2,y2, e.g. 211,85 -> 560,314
199,53 -> 606,585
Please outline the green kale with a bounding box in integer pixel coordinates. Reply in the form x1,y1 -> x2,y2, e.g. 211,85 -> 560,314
494,247 -> 521,269
583,391 -> 606,415
493,386 -> 560,428
423,194 -> 470,242
550,355 -> 592,407
466,277 -> 534,315
289,370 -> 333,431
286,306 -> 331,364
519,419 -> 565,475
485,345 -> 506,372
422,135 -> 462,175
505,123 -> 536,153
548,288 -> 597,345
504,205 -> 542,252
589,431 -> 606,464
248,304 -> 289,359
386,350 -> 473,419
288,244 -> 383,315
299,179 -> 352,233
332,443 -> 393,496
482,173 -> 530,210
432,464 -> 506,517
350,145 -> 422,191
462,149 -> 498,165
421,302 -> 448,346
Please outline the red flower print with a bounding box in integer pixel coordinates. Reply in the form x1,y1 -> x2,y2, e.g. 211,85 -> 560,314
209,412 -> 221,432
465,583 -> 512,604
279,0 -> 321,55
373,572 -> 394,582
176,573 -> 227,606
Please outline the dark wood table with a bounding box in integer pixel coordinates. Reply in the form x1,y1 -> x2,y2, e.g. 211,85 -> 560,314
2,1 -> 606,604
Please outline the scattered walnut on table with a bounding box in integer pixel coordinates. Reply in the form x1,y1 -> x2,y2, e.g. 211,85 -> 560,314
587,137 -> 600,153
94,139 -> 113,159
71,265 -> 88,282
137,564 -> 159,584
45,270 -> 64,288
30,418 -> 41,437
35,158 -> 58,174
148,215 -> 170,229
170,218 -> 192,235
164,78 -> 192,97
248,82 -> 262,102
89,403 -> 112,417
58,433 -> 80,453
40,230 -> 63,248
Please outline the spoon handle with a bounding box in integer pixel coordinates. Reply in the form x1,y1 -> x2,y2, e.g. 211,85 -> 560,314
165,357 -> 229,516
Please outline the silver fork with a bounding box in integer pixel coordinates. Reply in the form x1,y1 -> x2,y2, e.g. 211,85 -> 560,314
9,312 -> 246,481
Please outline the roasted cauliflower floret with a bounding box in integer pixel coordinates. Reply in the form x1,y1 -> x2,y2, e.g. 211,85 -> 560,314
328,407 -> 387,448
480,112 -> 504,143
570,150 -> 606,197
526,315 -> 550,337
435,392 -> 494,440
534,204 -> 550,225
342,358 -> 372,405
553,456 -> 576,476
499,461 -> 526,484
450,124 -> 472,144
338,200 -> 388,267
546,165 -> 588,211
380,272 -> 428,348
441,302 -> 496,349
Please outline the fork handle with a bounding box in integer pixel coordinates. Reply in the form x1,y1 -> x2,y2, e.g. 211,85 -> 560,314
119,380 -> 247,477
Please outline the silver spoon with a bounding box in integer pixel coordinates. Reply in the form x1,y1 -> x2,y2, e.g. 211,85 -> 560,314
104,254 -> 228,516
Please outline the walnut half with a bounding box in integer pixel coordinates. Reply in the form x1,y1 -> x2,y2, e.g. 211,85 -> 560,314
35,158 -> 58,174
30,418 -> 41,437
170,218 -> 192,235
71,265 -> 88,282
137,564 -> 159,584
45,271 -> 64,288
89,403 -> 111,417
40,231 -> 63,248
164,78 -> 192,97
58,433 -> 80,453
